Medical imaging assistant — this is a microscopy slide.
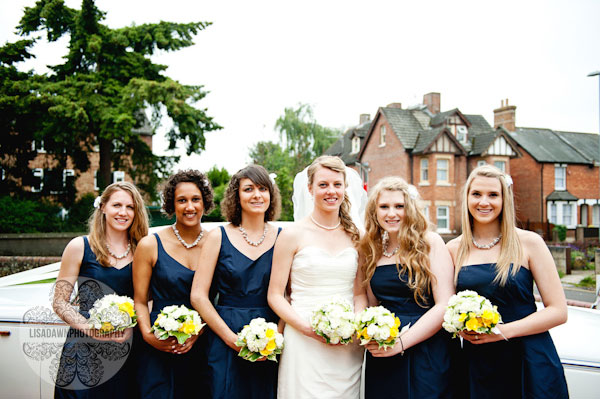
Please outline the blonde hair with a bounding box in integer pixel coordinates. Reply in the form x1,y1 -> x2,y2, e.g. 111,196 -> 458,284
359,176 -> 433,306
455,165 -> 522,285
307,156 -> 360,244
88,182 -> 149,267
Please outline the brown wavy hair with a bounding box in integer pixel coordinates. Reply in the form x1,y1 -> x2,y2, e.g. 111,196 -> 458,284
221,164 -> 281,226
307,156 -> 360,245
161,169 -> 214,217
358,176 -> 433,306
88,182 -> 149,267
455,165 -> 522,286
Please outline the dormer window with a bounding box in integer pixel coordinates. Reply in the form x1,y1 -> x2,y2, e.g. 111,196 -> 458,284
379,125 -> 386,147
351,136 -> 360,154
456,125 -> 468,143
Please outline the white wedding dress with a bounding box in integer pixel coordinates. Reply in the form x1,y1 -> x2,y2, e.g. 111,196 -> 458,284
277,246 -> 364,399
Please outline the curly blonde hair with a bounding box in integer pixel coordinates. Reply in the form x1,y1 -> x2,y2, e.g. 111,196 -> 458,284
88,182 -> 149,267
307,156 -> 360,244
455,165 -> 522,286
358,176 -> 433,306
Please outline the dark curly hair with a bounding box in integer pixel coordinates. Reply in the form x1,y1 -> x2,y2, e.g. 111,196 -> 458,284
221,164 -> 281,226
161,169 -> 214,217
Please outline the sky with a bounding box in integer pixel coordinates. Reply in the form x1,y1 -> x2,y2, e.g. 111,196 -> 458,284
2,0 -> 600,174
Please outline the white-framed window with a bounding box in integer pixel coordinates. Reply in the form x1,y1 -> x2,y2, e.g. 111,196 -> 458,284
593,204 -> 600,227
456,125 -> 468,143
581,204 -> 588,225
379,125 -> 386,146
31,140 -> 45,153
494,160 -> 506,172
112,170 -> 125,183
554,164 -> 566,190
31,168 -> 44,192
436,159 -> 449,183
422,205 -> 430,221
550,203 -> 557,224
436,206 -> 449,232
477,160 -> 486,167
94,171 -> 99,191
562,203 -> 572,226
351,136 -> 360,154
548,201 -> 576,228
420,158 -> 429,182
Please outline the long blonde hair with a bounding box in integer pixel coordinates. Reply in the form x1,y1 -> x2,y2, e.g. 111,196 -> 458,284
359,176 -> 433,306
88,182 -> 149,267
455,165 -> 522,285
307,156 -> 360,244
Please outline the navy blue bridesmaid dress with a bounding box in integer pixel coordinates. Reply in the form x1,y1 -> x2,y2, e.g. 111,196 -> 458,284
206,226 -> 280,399
455,263 -> 569,399
136,233 -> 210,399
55,236 -> 140,399
365,264 -> 453,399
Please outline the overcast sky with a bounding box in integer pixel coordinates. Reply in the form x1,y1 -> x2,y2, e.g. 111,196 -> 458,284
2,0 -> 600,174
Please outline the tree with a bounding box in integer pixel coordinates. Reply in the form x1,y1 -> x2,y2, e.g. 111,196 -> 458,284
0,0 -> 221,201
204,166 -> 230,222
249,104 -> 339,220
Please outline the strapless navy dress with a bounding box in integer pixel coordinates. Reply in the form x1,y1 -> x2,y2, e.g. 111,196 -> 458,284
365,264 -> 453,399
55,236 -> 140,399
454,263 -> 569,399
136,233 -> 210,399
206,226 -> 280,399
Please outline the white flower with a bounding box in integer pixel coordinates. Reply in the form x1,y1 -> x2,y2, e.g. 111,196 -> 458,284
93,196 -> 102,208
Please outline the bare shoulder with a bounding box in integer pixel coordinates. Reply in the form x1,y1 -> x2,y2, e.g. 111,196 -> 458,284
64,236 -> 85,253
203,224 -> 223,246
425,230 -> 445,248
137,231 -> 158,251
516,228 -> 545,248
445,235 -> 462,255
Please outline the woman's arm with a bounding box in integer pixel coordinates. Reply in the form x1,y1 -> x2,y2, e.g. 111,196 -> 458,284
368,232 -> 455,357
267,228 -> 325,342
190,228 -> 242,351
353,258 -> 368,313
133,234 -> 180,353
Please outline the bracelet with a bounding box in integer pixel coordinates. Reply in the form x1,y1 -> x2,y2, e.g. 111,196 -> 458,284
398,336 -> 405,356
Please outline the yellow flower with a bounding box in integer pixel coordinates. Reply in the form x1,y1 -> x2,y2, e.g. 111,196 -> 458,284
100,322 -> 114,333
481,310 -> 497,327
260,348 -> 272,356
118,302 -> 135,317
179,320 -> 196,335
360,328 -> 370,340
266,339 -> 277,351
458,313 -> 467,322
154,313 -> 163,326
394,317 -> 401,328
266,328 -> 275,339
465,317 -> 479,332
389,327 -> 399,338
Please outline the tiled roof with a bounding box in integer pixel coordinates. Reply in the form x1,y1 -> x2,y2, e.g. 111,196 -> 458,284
470,131 -> 497,155
464,114 -> 493,137
430,109 -> 457,127
510,128 -> 597,164
380,107 -> 424,149
546,190 -> 578,201
324,121 -> 371,165
412,127 -> 445,153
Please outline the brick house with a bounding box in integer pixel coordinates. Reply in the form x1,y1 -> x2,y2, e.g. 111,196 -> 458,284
327,93 -> 521,235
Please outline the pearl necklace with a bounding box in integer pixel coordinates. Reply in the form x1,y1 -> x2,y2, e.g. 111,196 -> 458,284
106,242 -> 131,259
310,215 -> 341,230
171,223 -> 204,249
472,234 -> 502,250
239,225 -> 268,247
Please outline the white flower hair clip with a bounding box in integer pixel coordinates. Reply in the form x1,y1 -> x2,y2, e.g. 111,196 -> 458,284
269,173 -> 277,185
503,175 -> 513,188
93,197 -> 102,209
203,178 -> 210,187
407,185 -> 420,200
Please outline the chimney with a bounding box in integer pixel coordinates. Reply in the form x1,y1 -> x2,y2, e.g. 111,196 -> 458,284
493,99 -> 517,131
359,114 -> 370,124
423,92 -> 440,114
386,102 -> 402,109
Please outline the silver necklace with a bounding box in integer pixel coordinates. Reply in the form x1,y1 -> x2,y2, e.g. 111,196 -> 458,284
239,225 -> 268,247
106,242 -> 131,259
381,231 -> 399,258
472,234 -> 502,249
310,215 -> 341,230
171,223 -> 203,249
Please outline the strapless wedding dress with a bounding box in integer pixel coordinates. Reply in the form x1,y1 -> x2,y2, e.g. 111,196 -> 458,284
277,246 -> 364,399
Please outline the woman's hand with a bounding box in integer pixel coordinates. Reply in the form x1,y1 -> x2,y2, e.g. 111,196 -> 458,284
365,340 -> 404,357
459,326 -> 506,345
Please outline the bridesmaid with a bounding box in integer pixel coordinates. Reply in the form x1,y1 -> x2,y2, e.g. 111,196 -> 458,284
53,181 -> 149,398
191,164 -> 282,399
446,165 -> 569,398
358,176 -> 455,399
133,170 -> 213,398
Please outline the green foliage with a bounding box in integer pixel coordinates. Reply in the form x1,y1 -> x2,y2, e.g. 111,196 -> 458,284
577,275 -> 596,289
249,104 -> 339,220
64,193 -> 96,232
553,225 -> 567,242
0,195 -> 62,233
1,0 -> 221,202
204,166 -> 231,222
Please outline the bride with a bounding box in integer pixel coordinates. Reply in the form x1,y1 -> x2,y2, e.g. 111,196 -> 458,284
268,155 -> 366,399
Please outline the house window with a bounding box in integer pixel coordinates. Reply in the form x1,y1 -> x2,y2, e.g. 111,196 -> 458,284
456,125 -> 468,143
494,161 -> 506,172
379,125 -> 386,146
351,136 -> 360,154
562,203 -> 572,226
581,204 -> 588,225
94,171 -> 99,191
423,205 -> 429,221
31,140 -> 45,153
554,165 -> 566,190
113,170 -> 125,183
420,158 -> 429,182
477,160 -> 486,167
550,203 -> 557,224
436,206 -> 449,231
593,205 -> 600,227
549,201 -> 576,228
31,168 -> 44,192
436,159 -> 449,183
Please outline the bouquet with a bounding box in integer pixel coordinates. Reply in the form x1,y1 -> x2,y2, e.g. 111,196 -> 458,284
235,318 -> 284,362
87,294 -> 137,334
442,290 -> 502,338
151,305 -> 205,344
355,306 -> 408,349
310,296 -> 356,345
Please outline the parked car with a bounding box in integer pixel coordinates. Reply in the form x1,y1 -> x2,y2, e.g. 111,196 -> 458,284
0,223 -> 599,398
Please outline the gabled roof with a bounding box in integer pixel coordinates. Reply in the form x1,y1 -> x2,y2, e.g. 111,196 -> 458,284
463,114 -> 493,137
430,108 -> 472,128
379,107 -> 425,149
324,120 -> 371,165
510,128 -> 598,164
412,127 -> 466,155
547,190 -> 578,201
469,128 -> 520,157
